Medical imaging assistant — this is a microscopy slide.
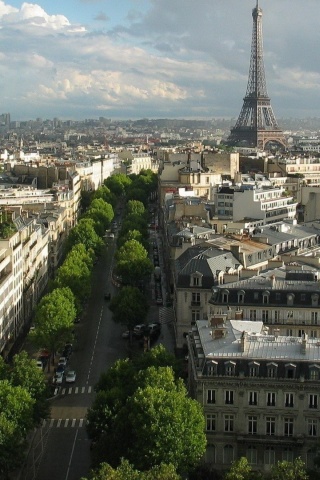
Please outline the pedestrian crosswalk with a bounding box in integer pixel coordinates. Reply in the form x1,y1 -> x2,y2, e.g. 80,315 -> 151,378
159,306 -> 174,324
42,418 -> 86,429
59,385 -> 93,395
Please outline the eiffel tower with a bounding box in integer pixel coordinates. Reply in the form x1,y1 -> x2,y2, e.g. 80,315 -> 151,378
228,1 -> 286,150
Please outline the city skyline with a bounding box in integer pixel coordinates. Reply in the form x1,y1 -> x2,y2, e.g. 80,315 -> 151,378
1,0 -> 319,121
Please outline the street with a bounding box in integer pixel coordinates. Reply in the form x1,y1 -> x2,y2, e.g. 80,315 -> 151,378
19,229 -> 175,480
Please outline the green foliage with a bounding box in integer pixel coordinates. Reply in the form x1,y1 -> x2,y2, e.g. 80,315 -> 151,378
117,229 -> 148,251
109,286 -> 149,329
270,458 -> 308,480
116,239 -> 153,285
93,185 -> 116,207
0,380 -> 35,476
87,347 -> 206,476
10,351 -> 50,424
224,457 -> 252,480
0,221 -> 16,239
104,174 -> 132,196
84,198 -> 114,236
81,190 -> 94,211
126,200 -> 146,216
30,287 -> 76,366
66,218 -> 104,254
82,459 -> 181,480
54,243 -> 94,311
126,187 -> 148,205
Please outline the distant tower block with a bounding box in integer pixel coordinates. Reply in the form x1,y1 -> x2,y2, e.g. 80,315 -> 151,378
228,1 -> 286,150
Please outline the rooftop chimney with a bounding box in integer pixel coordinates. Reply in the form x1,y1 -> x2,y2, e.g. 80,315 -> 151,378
240,331 -> 248,353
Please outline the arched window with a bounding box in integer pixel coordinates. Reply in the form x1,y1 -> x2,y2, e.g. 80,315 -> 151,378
264,446 -> 275,466
223,444 -> 234,464
247,446 -> 257,465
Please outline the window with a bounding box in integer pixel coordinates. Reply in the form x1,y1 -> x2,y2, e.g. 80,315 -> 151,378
238,292 -> 244,303
249,310 -> 256,321
225,390 -> 234,405
276,293 -> 281,301
206,414 -> 216,431
286,329 -> 293,336
223,445 -> 234,464
262,310 -> 269,322
191,310 -> 200,324
267,363 -> 278,378
284,418 -> 294,436
207,390 -> 216,404
263,293 -> 269,304
266,417 -> 276,435
224,415 -> 234,432
267,392 -> 276,407
285,393 -> 294,408
248,416 -> 257,434
310,330 -> 317,339
254,292 -> 259,300
247,446 -> 257,465
207,361 -> 218,376
274,310 -> 280,323
222,292 -> 228,303
248,391 -> 258,406
192,292 -> 200,306
311,312 -> 318,325
287,294 -> 294,306
308,419 -> 317,436
282,448 -> 294,462
312,294 -> 319,307
192,276 -> 199,286
285,364 -> 296,379
224,361 -> 236,377
264,447 -> 275,466
309,365 -> 320,380
249,362 -> 260,377
301,293 -> 306,301
309,394 -> 318,409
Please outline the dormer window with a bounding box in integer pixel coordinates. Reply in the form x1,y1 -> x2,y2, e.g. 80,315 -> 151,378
249,361 -> 260,377
238,290 -> 245,304
312,294 -> 319,307
207,360 -> 218,376
267,362 -> 278,378
309,364 -> 320,380
285,363 -> 297,379
225,360 -> 236,376
287,294 -> 294,306
222,289 -> 229,303
263,291 -> 270,304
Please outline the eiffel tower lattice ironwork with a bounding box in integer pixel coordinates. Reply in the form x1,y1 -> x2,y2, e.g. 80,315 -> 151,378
228,1 -> 286,150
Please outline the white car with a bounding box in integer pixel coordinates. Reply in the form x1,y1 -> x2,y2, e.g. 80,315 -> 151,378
58,357 -> 68,367
65,370 -> 76,383
52,371 -> 64,385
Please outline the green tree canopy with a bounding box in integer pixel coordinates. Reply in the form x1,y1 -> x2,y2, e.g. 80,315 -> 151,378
82,459 -> 181,480
117,229 -> 148,251
93,367 -> 206,474
104,174 -> 132,196
109,286 -> 149,330
30,287 -> 76,366
66,218 -> 104,254
10,351 -> 50,425
93,185 -> 116,208
270,458 -> 308,480
224,457 -> 254,480
126,200 -> 146,216
116,239 -> 153,285
85,198 -> 114,236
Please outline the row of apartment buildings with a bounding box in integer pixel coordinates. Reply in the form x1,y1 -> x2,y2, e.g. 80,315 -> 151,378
0,148 -> 160,359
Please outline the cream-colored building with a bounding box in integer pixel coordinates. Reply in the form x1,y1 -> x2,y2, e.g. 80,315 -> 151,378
188,317 -> 320,472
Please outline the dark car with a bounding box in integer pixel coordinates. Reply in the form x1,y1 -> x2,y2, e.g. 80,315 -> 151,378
104,293 -> 111,301
133,324 -> 148,338
56,364 -> 66,374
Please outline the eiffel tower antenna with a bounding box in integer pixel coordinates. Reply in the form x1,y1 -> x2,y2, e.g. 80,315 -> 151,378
227,2 -> 286,150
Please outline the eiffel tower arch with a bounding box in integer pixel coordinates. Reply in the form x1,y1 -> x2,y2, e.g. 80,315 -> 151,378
227,1 -> 286,150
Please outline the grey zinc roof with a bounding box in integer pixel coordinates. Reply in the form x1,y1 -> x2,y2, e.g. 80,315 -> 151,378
176,247 -> 239,286
196,320 -> 320,362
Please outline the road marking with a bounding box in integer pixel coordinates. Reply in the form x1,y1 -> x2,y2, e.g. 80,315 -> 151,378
65,419 -> 69,428
57,419 -> 62,428
68,387 -> 72,394
75,387 -> 78,394
81,386 -> 85,393
65,429 -> 79,480
61,388 -> 66,395
71,419 -> 76,428
79,419 -> 84,428
50,418 -> 54,427
88,386 -> 92,393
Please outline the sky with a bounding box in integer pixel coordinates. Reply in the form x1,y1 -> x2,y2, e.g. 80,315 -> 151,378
0,0 -> 319,121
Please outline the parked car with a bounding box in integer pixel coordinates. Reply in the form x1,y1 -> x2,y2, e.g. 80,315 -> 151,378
65,370 -> 76,383
58,357 -> 68,367
52,371 -> 64,385
56,364 -> 66,374
36,360 -> 44,370
133,324 -> 148,338
122,330 -> 130,339
148,323 -> 161,337
104,292 -> 111,301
